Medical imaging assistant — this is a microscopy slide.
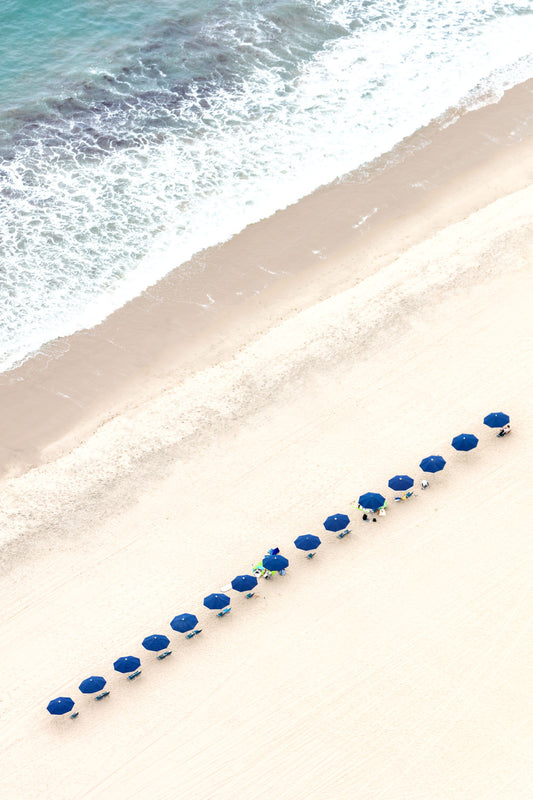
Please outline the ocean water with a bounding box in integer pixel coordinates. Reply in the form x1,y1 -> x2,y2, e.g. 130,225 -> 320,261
0,0 -> 532,373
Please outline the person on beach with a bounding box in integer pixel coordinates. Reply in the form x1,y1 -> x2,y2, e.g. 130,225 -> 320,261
497,423 -> 511,437
421,479 -> 429,489
353,501 -> 377,522
253,547 -> 282,578
253,563 -> 272,578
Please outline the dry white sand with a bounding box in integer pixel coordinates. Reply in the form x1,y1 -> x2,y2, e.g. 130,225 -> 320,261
0,157 -> 532,798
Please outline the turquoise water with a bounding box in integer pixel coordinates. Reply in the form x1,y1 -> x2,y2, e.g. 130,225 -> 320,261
1,0 -> 150,108
0,0 -> 532,371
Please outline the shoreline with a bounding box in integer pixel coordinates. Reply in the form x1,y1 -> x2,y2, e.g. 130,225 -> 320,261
1,78 -> 532,476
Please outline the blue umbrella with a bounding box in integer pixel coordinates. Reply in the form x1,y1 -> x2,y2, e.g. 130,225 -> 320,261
323,513 -> 350,532
47,697 -> 75,715
231,575 -> 258,592
388,475 -> 414,491
113,656 -> 141,674
170,613 -> 198,633
262,554 -> 289,572
419,455 -> 446,473
204,593 -> 231,610
294,534 -> 321,552
142,634 -> 170,652
358,493 -> 386,512
79,676 -> 106,694
484,412 -> 509,428
451,433 -> 478,451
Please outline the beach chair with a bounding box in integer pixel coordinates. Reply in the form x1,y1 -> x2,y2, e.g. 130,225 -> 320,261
70,712 -> 79,719
95,691 -> 110,701
157,650 -> 172,660
245,591 -> 256,598
306,552 -> 316,559
394,491 -> 414,502
337,528 -> 351,539
127,669 -> 142,680
186,629 -> 202,639
217,607 -> 231,618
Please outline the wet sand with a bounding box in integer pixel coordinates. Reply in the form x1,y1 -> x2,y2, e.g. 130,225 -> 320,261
0,79 -> 532,475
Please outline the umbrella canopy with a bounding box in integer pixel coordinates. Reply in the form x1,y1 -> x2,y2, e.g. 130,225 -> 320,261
451,433 -> 478,451
323,513 -> 350,532
79,676 -> 106,694
483,412 -> 509,428
262,554 -> 289,571
47,696 -> 75,715
419,455 -> 446,473
204,592 -> 231,610
142,634 -> 170,652
231,574 -> 258,592
294,534 -> 321,551
358,492 -> 386,512
388,475 -> 414,491
113,655 -> 141,674
170,613 -> 198,633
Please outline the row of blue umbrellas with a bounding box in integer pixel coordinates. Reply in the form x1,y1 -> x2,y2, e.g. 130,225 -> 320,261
319,415 -> 509,525
48,501 -> 409,712
44,530 -> 358,715
358,416 -> 509,510
48,412 -> 509,715
48,574 -> 285,714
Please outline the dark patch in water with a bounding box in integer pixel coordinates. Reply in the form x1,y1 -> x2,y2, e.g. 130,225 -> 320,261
0,0 -> 351,162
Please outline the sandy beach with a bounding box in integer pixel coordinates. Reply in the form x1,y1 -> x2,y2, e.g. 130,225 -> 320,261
0,81 -> 532,799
